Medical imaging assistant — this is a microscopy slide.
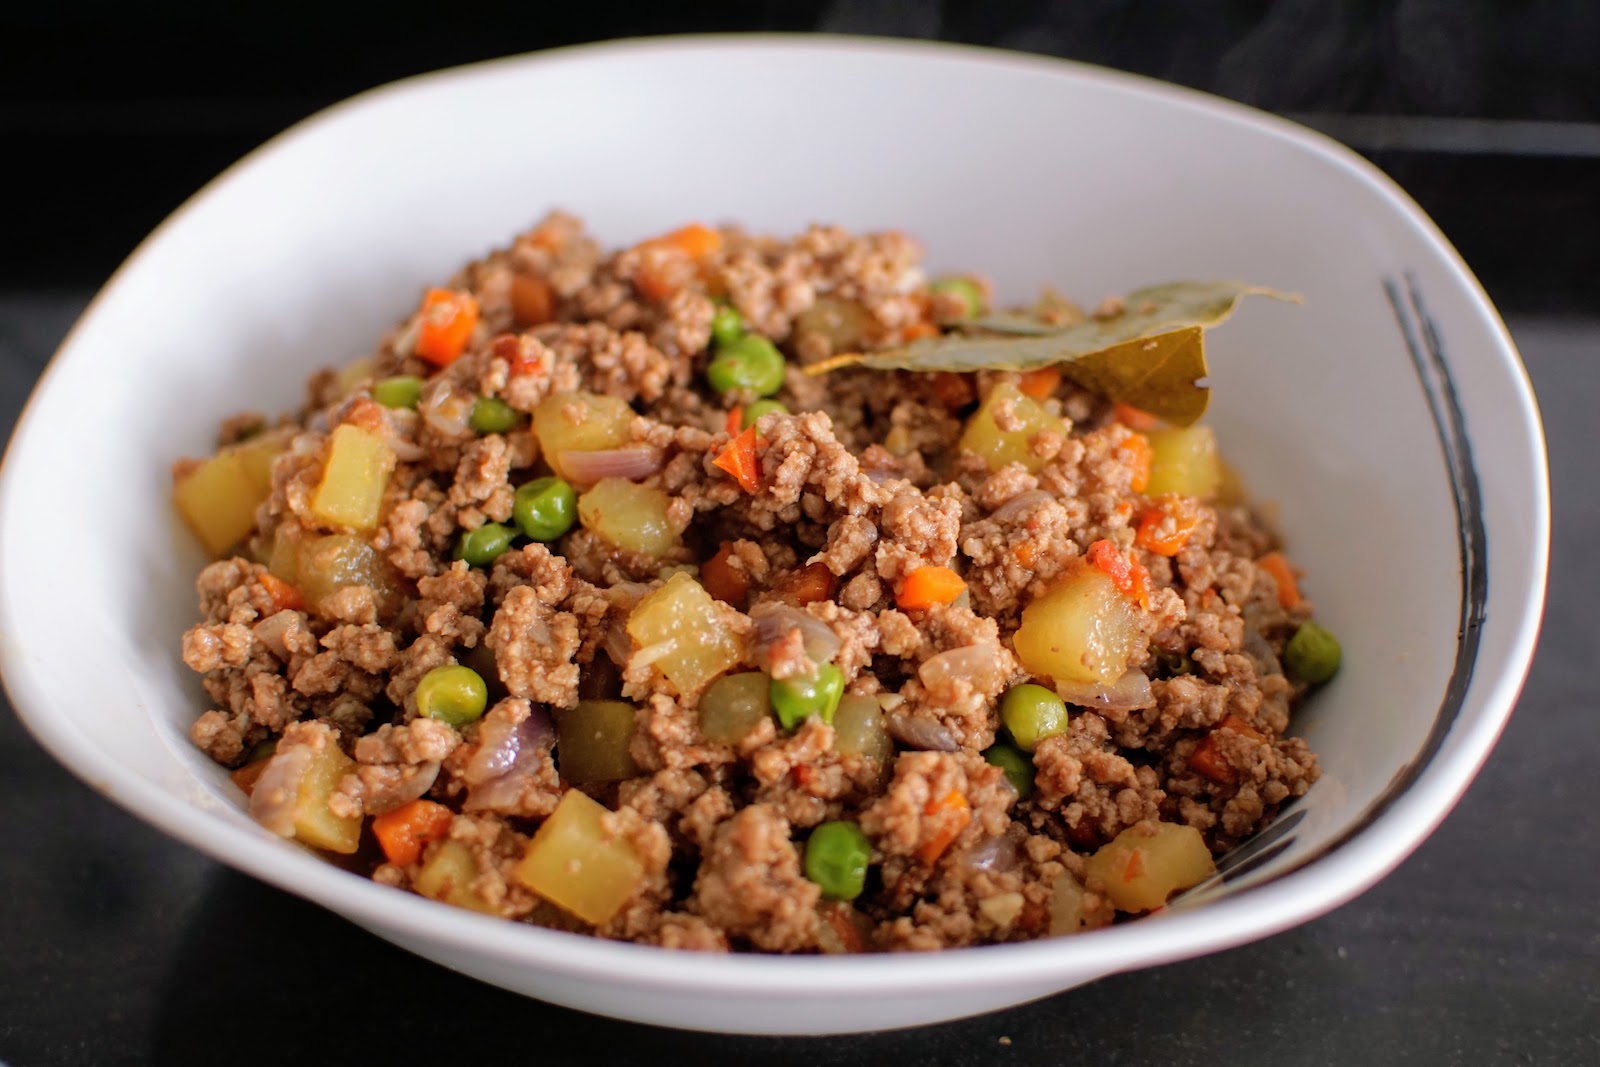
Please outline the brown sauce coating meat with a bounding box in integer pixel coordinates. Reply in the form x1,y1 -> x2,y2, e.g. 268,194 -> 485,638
178,213 -> 1324,952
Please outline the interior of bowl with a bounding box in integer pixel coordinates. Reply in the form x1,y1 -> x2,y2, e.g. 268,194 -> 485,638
0,37 -> 1546,1005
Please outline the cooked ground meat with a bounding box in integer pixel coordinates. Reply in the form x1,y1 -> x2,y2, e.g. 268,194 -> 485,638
177,213 -> 1328,953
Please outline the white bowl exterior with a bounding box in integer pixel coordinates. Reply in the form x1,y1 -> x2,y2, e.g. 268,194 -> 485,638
0,38 -> 1546,1034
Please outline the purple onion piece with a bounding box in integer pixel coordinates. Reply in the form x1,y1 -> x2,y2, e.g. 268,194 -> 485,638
886,714 -> 960,752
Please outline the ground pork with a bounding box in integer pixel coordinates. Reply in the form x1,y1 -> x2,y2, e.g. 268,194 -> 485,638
179,213 -> 1328,954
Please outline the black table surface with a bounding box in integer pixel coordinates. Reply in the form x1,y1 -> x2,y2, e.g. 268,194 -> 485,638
5,23 -> 1600,1067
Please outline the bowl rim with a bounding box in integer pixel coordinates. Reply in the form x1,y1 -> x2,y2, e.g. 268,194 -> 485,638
0,33 -> 1550,994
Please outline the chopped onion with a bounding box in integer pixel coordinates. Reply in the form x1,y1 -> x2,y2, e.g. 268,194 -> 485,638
556,446 -> 663,485
248,744 -> 314,837
465,706 -> 554,787
962,824 -> 1026,874
989,489 -> 1054,522
419,379 -> 474,437
465,706 -> 555,812
918,645 -> 1006,691
751,603 -> 841,671
1242,626 -> 1283,678
886,714 -> 959,752
1054,668 -> 1155,714
360,761 -> 440,814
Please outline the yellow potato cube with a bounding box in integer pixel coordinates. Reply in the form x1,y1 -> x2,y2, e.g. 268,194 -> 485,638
533,391 -> 633,484
174,450 -> 267,557
1145,425 -> 1222,499
1012,569 -> 1144,686
1085,822 -> 1215,913
310,424 -> 395,531
577,477 -> 676,558
958,381 -> 1062,473
555,700 -> 640,783
514,790 -> 645,926
626,572 -> 743,695
413,839 -> 497,914
292,737 -> 362,854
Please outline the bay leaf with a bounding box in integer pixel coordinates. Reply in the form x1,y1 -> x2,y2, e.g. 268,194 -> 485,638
803,281 -> 1296,426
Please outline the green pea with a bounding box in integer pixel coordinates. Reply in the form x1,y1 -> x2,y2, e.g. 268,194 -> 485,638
454,522 -> 518,567
1000,683 -> 1070,752
512,477 -> 578,542
804,820 -> 871,901
929,277 -> 984,320
710,303 -> 745,348
982,742 -> 1035,799
415,664 -> 489,726
469,395 -> 523,434
247,738 -> 279,763
771,663 -> 845,730
706,335 -> 786,398
741,399 -> 789,428
1284,620 -> 1342,684
372,375 -> 425,409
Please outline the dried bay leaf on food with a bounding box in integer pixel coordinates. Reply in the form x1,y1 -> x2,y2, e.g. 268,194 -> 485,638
803,281 -> 1296,426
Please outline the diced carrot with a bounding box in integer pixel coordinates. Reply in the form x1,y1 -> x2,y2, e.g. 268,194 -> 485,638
342,395 -> 388,434
510,273 -> 557,327
1017,366 -> 1062,400
1113,402 -> 1162,432
776,562 -> 837,606
493,333 -> 543,376
1122,848 -> 1146,883
902,320 -> 939,342
1257,551 -> 1301,610
372,799 -> 455,868
230,757 -> 271,795
701,542 -> 750,608
1119,432 -> 1152,493
1187,736 -> 1233,785
633,224 -> 723,302
1015,542 -> 1038,568
724,407 -> 743,436
819,903 -> 867,954
1086,539 -> 1151,609
712,426 -> 762,493
1135,497 -> 1201,557
653,223 -> 723,260
415,288 -> 479,367
916,790 -> 972,865
258,572 -> 304,613
895,565 -> 967,611
928,371 -> 976,410
1189,715 -> 1269,785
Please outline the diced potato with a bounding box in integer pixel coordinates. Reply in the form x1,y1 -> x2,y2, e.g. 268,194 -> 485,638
236,430 -> 289,493
958,381 -> 1062,473
533,391 -> 633,483
310,424 -> 396,531
626,572 -> 743,695
832,694 -> 894,764
292,737 -> 362,854
334,356 -> 376,396
555,700 -> 639,783
413,839 -> 497,914
283,533 -> 403,615
514,789 -> 645,926
578,477 -> 676,558
174,450 -> 267,556
699,671 -> 772,743
1085,823 -> 1215,913
1012,568 -> 1144,686
1145,425 -> 1222,499
792,296 -> 877,357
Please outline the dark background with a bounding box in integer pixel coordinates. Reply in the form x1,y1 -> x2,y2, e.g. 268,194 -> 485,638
3,3 -> 1598,1065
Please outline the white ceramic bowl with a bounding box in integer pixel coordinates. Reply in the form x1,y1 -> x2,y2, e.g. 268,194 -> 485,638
0,37 -> 1547,1034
